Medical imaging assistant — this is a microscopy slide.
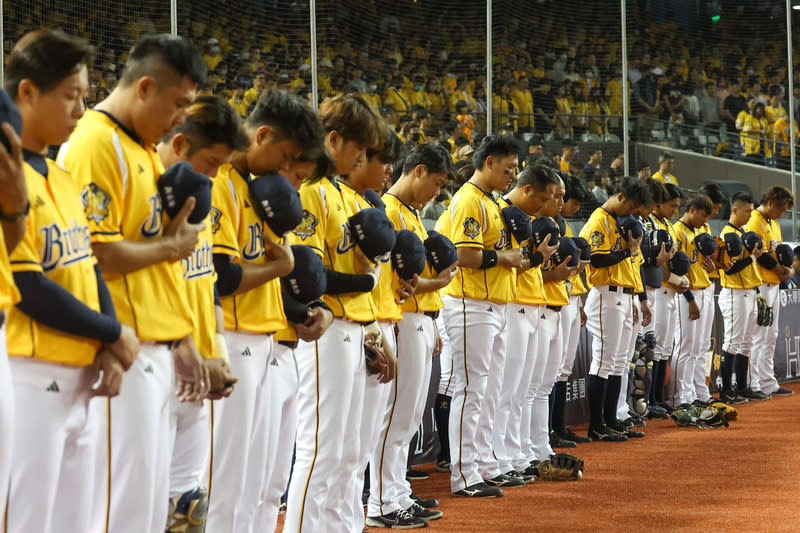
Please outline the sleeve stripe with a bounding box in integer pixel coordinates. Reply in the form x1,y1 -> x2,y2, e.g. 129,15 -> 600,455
9,260 -> 41,266
111,132 -> 128,200
90,230 -> 122,236
213,244 -> 239,253
225,177 -> 239,231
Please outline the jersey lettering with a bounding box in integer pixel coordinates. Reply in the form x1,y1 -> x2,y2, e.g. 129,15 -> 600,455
182,238 -> 214,280
242,223 -> 265,261
39,221 -> 93,272
209,207 -> 222,234
494,228 -> 508,250
336,222 -> 356,254
140,193 -> 163,238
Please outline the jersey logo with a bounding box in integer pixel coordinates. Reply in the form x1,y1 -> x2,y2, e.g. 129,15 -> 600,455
494,228 -> 509,250
336,223 -> 356,255
40,220 -> 93,273
611,237 -> 622,252
182,238 -> 214,280
209,207 -> 222,234
242,223 -> 265,261
81,183 -> 110,224
463,217 -> 481,239
294,210 -> 318,241
140,193 -> 163,238
691,249 -> 698,264
590,231 -> 604,248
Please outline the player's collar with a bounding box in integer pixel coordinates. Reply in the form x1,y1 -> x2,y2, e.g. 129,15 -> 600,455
22,148 -> 49,178
466,181 -> 497,203
755,208 -> 772,223
725,222 -> 743,232
383,192 -> 417,216
94,109 -> 144,146
325,175 -> 341,191
677,219 -> 695,232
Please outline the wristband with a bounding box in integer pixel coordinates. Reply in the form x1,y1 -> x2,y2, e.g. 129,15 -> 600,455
479,250 -> 498,269
214,333 -> 230,364
0,201 -> 30,223
529,251 -> 544,268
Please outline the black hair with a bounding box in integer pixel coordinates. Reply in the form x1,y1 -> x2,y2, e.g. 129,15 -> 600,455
663,183 -> 682,200
637,161 -> 651,172
515,164 -> 560,192
641,177 -> 668,204
401,142 -> 454,176
731,191 -> 754,205
366,127 -> 404,164
563,174 -> 594,203
561,138 -> 577,148
247,89 -> 325,153
686,193 -> 713,214
761,185 -> 795,209
658,151 -> 674,163
769,84 -> 783,98
612,176 -> 653,206
5,29 -> 95,99
169,96 -> 250,155
698,182 -> 727,205
472,134 -> 519,170
120,34 -> 206,87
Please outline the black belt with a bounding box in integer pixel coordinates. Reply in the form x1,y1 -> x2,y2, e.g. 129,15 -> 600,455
156,340 -> 180,349
546,305 -> 562,312
608,285 -> 634,294
278,340 -> 299,349
424,310 -> 440,320
0,310 -> 4,328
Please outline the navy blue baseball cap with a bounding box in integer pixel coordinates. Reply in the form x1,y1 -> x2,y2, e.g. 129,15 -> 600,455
653,229 -> 673,252
157,161 -> 213,224
669,251 -> 691,276
776,243 -> 793,267
741,231 -> 763,253
502,205 -> 532,244
618,215 -> 643,240
572,236 -> 591,261
694,233 -> 717,257
555,215 -> 567,237
721,232 -> 743,258
249,173 -> 304,235
0,89 -> 22,153
364,188 -> 385,209
552,236 -> 580,267
392,229 -> 427,281
424,230 -> 458,274
530,216 -> 560,247
349,207 -> 397,263
283,245 -> 327,303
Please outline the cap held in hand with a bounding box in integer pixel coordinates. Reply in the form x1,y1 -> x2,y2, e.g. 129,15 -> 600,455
157,161 -> 213,224
502,205 -> 533,244
391,230 -> 427,281
349,207 -> 397,263
282,245 -> 327,303
249,173 -> 304,235
424,230 -> 458,274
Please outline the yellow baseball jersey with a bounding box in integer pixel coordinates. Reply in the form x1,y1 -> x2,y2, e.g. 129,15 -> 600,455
0,229 -> 19,312
338,181 -> 400,322
652,214 -> 680,290
496,198 -> 544,306
541,217 -> 569,307
700,222 -> 719,279
6,160 -> 100,366
674,220 -> 711,290
630,252 -> 645,294
746,209 -> 782,285
564,222 -> 587,295
651,171 -> 678,186
719,223 -> 762,290
59,109 -> 194,342
440,183 -> 515,304
384,193 -> 443,313
182,220 -> 218,359
294,177 -> 378,322
274,230 -> 303,344
580,208 -> 634,288
210,164 -> 287,334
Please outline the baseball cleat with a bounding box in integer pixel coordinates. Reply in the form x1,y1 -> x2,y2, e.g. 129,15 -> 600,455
453,482 -> 504,498
772,387 -> 794,396
410,492 -> 439,509
505,469 -> 535,484
549,430 -> 577,448
742,389 -> 771,401
406,468 -> 430,480
485,473 -> 525,488
434,460 -> 450,472
365,509 -> 428,529
719,390 -> 748,405
609,421 -> 644,438
561,428 -> 593,443
407,503 -> 443,521
588,425 -> 628,442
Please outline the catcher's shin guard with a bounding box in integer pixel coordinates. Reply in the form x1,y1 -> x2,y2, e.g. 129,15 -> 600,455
434,393 -> 451,462
166,487 -> 209,533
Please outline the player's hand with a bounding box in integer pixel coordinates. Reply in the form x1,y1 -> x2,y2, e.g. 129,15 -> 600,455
432,319 -> 443,357
433,262 -> 458,290
656,243 -> 671,266
516,254 -> 532,273
688,300 -> 700,321
205,358 -> 237,400
355,250 -> 381,290
632,302 -> 639,326
576,258 -> 590,276
552,255 -> 574,281
751,241 -> 764,259
701,256 -> 716,273
296,306 -> 334,341
499,247 -> 525,269
778,265 -> 794,282
0,122 -> 27,216
90,347 -> 125,398
640,300 -> 652,327
262,231 -> 295,278
164,197 -> 204,261
172,337 -> 211,402
364,323 -> 397,383
395,275 -> 418,304
579,306 -> 587,327
108,323 -> 139,371
675,276 -> 690,293
628,230 -> 643,254
536,238 -> 559,263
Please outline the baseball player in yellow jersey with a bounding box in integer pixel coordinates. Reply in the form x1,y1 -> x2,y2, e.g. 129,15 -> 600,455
670,195 -> 714,407
746,185 -> 795,398
58,34 -> 209,533
580,177 -> 650,441
4,30 -> 140,533
651,151 -> 678,186
367,143 -> 457,528
205,89 -> 324,533
438,135 -> 526,498
284,94 -> 386,533
551,175 -> 595,445
718,192 -> 763,404
494,165 -> 558,477
0,89 -> 28,516
155,96 -> 248,533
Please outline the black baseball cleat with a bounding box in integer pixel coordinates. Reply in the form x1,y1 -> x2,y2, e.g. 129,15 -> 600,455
485,473 -> 525,488
742,389 -> 772,401
410,492 -> 439,509
622,415 -> 646,428
406,468 -> 430,480
453,482 -> 504,498
523,461 -> 540,477
609,421 -> 644,438
365,509 -> 428,529
407,503 -> 443,521
588,425 -> 628,442
772,386 -> 794,396
549,430 -> 577,448
561,428 -> 593,443
646,404 -> 670,419
719,390 -> 748,405
434,460 -> 450,472
505,469 -> 535,485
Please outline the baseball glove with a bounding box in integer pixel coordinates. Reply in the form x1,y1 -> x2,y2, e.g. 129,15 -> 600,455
670,403 -> 735,429
756,296 -> 774,327
536,453 -> 584,481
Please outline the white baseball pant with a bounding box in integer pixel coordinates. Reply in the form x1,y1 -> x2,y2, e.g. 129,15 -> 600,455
585,286 -> 633,379
206,331 -> 273,533
442,295 -> 506,492
692,285 -> 716,402
495,302 -> 542,474
672,286 -> 715,405
436,313 -> 454,398
525,306 -> 561,462
0,323 -> 12,516
653,286 -> 677,361
617,295 -> 640,420
284,319 -> 365,533
5,358 -> 95,533
718,287 -> 759,358
168,399 -> 210,498
557,295 -> 582,382
750,283 -> 781,394
368,313 -> 435,517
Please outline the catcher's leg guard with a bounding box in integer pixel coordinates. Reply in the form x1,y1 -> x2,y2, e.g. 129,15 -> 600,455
734,354 -> 749,392
166,487 -> 208,533
434,393 -> 451,462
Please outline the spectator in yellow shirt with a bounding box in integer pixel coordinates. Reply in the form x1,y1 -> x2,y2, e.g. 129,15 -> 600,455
408,75 -> 432,108
203,38 -> 223,71
651,151 -> 678,185
587,85 -> 612,136
454,100 -> 475,142
449,77 -> 476,112
227,81 -> 248,117
244,72 -> 266,109
560,138 -> 578,175
773,113 -> 799,170
510,76 -> 534,130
